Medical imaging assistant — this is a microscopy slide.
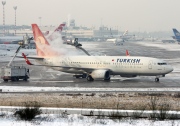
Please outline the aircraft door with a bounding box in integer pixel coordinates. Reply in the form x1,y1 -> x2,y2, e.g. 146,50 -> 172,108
148,60 -> 153,69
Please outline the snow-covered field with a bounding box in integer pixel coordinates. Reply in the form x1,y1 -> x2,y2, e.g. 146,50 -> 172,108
136,41 -> 180,51
0,112 -> 180,126
1,86 -> 180,92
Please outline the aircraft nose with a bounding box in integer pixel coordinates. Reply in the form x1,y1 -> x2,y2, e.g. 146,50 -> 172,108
168,66 -> 173,73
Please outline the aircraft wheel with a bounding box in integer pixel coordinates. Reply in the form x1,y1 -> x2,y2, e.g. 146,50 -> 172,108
104,77 -> 111,81
87,75 -> 94,81
155,78 -> 159,82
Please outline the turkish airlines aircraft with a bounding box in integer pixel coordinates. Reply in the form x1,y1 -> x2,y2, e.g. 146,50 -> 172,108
22,24 -> 173,82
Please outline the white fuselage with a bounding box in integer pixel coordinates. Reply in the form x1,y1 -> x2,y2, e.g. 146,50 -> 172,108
36,56 -> 173,77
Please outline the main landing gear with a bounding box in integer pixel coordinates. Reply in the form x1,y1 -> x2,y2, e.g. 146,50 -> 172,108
73,74 -> 87,78
87,75 -> 94,81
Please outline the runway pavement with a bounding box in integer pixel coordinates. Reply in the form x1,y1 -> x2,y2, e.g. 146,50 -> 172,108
0,41 -> 180,91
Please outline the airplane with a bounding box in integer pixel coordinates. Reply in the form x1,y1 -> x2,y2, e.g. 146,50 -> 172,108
43,31 -> 50,36
47,23 -> 65,41
21,24 -> 173,82
106,30 -> 135,45
45,23 -> 82,47
172,28 -> 180,43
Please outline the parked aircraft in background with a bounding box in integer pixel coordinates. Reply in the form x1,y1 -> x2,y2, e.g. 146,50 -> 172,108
43,31 -> 50,36
106,30 -> 135,45
172,28 -> 180,43
119,30 -> 135,41
46,23 -> 65,41
21,24 -> 173,82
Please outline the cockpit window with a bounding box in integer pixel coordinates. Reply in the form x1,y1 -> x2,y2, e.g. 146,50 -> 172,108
158,63 -> 167,65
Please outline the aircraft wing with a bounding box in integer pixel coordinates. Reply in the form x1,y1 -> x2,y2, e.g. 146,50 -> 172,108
16,55 -> 44,60
21,53 -> 110,73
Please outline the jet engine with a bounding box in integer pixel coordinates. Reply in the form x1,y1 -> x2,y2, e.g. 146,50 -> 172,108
91,70 -> 110,80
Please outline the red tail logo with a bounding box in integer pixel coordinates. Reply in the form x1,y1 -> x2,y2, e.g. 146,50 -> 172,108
31,24 -> 60,57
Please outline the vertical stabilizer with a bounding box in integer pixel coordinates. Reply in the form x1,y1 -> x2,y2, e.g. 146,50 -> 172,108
31,24 -> 59,57
32,24 -> 50,45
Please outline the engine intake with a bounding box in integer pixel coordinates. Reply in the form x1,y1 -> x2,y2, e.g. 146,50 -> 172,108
91,70 -> 110,80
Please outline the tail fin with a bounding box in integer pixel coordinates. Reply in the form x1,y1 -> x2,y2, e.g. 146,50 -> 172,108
54,23 -> 65,32
123,30 -> 128,36
44,31 -> 49,36
32,24 -> 50,45
172,28 -> 180,38
126,50 -> 130,56
31,24 -> 59,57
48,23 -> 65,41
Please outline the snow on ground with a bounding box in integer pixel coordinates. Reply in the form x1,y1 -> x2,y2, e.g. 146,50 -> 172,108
1,86 -> 180,92
0,46 -> 36,62
136,41 -> 180,51
0,112 -> 179,126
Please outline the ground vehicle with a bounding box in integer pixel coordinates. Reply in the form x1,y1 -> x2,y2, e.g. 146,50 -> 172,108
1,66 -> 29,82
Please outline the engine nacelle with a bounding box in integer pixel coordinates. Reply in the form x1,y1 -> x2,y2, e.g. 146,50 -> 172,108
91,70 -> 110,80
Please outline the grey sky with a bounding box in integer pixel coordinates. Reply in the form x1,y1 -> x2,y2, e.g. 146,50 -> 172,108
2,0 -> 180,32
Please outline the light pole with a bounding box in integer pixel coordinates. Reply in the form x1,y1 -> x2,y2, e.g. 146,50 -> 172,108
13,6 -> 17,35
2,1 -> 6,35
38,17 -> 41,27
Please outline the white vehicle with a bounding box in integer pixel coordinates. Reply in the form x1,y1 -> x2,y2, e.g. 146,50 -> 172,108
21,24 -> 173,82
1,66 -> 29,82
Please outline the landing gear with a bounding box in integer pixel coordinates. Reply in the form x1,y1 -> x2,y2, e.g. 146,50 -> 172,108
155,78 -> 159,82
104,77 -> 111,81
73,74 -> 87,78
87,75 -> 94,81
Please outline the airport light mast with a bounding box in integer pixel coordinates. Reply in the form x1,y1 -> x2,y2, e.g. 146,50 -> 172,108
2,1 -> 6,36
38,17 -> 41,27
13,6 -> 17,35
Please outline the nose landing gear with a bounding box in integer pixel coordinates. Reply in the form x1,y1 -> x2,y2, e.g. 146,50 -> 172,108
155,78 -> 159,82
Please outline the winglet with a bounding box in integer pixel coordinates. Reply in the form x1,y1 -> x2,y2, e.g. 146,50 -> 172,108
22,53 -> 33,65
126,50 -> 130,56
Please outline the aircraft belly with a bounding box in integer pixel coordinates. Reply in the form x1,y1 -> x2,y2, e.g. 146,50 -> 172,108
52,67 -> 84,74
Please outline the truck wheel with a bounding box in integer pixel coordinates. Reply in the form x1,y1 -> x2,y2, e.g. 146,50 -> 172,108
3,79 -> 8,82
11,78 -> 15,81
14,78 -> 17,81
23,76 -> 27,81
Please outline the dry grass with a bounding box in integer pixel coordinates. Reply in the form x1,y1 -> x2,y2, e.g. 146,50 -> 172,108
0,92 -> 180,110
